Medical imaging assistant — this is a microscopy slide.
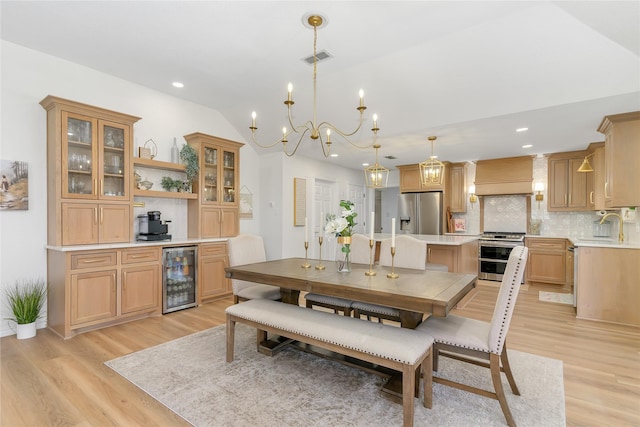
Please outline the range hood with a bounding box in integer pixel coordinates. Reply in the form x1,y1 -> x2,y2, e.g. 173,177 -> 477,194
474,156 -> 533,196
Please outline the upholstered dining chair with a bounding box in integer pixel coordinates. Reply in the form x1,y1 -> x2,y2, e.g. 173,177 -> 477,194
304,234 -> 371,316
416,245 -> 528,427
352,235 -> 428,323
227,234 -> 281,304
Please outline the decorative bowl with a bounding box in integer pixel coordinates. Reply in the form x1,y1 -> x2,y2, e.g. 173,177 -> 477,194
138,180 -> 153,190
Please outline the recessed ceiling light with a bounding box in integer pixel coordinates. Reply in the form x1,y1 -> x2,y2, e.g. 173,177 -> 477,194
522,144 -> 533,149
330,153 -> 339,158
362,162 -> 369,167
516,127 -> 528,132
172,82 -> 184,88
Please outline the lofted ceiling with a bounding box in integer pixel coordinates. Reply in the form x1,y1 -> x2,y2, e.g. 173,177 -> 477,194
2,1 -> 639,171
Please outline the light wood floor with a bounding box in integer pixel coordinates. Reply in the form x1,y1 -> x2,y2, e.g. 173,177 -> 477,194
1,282 -> 639,426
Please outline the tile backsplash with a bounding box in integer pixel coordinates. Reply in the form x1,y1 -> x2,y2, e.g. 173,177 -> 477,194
453,157 -> 639,242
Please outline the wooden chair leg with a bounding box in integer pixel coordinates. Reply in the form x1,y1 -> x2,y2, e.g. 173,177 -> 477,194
433,347 -> 440,372
226,315 -> 235,362
490,353 -> 516,427
402,363 -> 415,427
423,347 -> 433,409
256,329 -> 267,351
500,343 -> 520,395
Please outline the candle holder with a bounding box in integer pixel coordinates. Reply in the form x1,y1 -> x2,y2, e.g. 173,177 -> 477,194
365,239 -> 376,276
301,241 -> 311,268
386,246 -> 399,279
315,236 -> 326,270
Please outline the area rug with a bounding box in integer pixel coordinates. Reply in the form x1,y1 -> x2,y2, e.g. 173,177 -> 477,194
539,291 -> 574,305
106,324 -> 565,427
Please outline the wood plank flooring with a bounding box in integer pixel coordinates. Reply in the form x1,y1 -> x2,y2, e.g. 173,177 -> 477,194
1,282 -> 639,426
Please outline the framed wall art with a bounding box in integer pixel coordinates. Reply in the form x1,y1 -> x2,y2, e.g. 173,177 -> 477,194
293,177 -> 306,226
0,159 -> 29,211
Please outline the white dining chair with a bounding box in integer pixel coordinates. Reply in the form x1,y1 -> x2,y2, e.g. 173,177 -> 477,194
416,245 -> 528,427
352,235 -> 428,323
305,234 -> 371,316
227,234 -> 281,304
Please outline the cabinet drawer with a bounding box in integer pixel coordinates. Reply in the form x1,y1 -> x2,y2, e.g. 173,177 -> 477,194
71,252 -> 117,270
200,243 -> 227,257
121,247 -> 160,264
525,238 -> 566,251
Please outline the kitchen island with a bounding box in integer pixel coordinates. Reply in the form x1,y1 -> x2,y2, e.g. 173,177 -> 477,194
572,239 -> 640,327
373,233 -> 479,275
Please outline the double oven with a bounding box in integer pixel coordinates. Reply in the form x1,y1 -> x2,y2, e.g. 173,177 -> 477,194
478,232 -> 525,282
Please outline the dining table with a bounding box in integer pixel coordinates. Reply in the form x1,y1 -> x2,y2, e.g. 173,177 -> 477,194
225,256 -> 477,401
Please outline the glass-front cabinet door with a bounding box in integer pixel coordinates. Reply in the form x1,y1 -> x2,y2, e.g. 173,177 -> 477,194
63,112 -> 97,199
62,114 -> 129,200
99,120 -> 129,200
222,150 -> 236,203
203,146 -> 218,202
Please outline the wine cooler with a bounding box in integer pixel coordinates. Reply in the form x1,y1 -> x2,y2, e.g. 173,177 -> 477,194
162,246 -> 197,314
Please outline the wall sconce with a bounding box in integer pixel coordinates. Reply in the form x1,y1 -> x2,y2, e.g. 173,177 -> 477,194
534,182 -> 544,208
468,185 -> 477,208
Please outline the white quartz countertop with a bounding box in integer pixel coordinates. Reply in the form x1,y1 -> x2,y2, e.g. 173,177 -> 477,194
373,233 -> 478,246
525,233 -> 640,249
46,237 -> 228,252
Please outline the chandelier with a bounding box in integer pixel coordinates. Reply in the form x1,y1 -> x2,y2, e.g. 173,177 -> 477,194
249,14 -> 379,157
363,141 -> 389,188
419,136 -> 445,185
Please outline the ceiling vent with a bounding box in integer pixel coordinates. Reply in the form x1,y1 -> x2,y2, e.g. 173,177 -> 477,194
303,50 -> 332,65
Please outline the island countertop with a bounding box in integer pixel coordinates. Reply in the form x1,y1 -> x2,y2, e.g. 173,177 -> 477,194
373,233 -> 479,246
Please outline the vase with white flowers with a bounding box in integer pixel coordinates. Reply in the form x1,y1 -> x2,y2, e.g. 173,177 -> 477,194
324,200 -> 358,272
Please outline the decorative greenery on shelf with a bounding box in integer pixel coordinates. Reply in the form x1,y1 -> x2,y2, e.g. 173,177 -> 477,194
161,176 -> 183,192
5,279 -> 47,325
180,144 -> 199,182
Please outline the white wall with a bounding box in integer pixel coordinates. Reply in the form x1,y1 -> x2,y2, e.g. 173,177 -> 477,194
0,40 -> 373,337
0,41 -> 266,336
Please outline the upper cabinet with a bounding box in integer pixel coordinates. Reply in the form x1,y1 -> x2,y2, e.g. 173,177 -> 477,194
397,163 -> 449,193
448,163 -> 467,213
185,132 -> 244,239
597,111 -> 640,208
41,96 -> 141,246
547,152 -> 592,211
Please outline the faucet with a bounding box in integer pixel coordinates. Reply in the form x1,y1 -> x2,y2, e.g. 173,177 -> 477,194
600,212 -> 624,243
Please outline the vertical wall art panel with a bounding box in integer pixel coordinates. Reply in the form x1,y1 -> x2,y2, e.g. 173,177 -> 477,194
0,160 -> 28,210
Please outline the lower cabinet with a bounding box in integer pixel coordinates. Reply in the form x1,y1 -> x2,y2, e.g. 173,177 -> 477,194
198,242 -> 231,303
48,247 -> 162,339
525,237 -> 567,285
427,241 -> 478,274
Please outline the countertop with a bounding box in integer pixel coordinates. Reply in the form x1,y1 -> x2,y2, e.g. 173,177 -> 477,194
46,237 -> 228,252
524,233 -> 640,249
373,233 -> 479,246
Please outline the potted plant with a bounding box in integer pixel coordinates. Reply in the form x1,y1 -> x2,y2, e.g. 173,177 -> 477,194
180,144 -> 199,192
5,278 -> 46,339
161,176 -> 181,192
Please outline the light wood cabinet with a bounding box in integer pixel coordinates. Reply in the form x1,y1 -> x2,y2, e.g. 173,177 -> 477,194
397,163 -> 449,193
525,237 -> 567,285
576,246 -> 640,326
590,146 -> 605,210
548,153 -> 591,211
198,242 -> 231,303
40,95 -> 140,246
448,163 -> 466,213
427,241 -> 478,275
62,202 -> 131,245
48,247 -> 162,339
597,111 -> 640,208
185,132 -> 243,239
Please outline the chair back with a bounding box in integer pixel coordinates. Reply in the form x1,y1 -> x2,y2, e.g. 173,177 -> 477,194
379,235 -> 426,270
348,234 -> 372,264
488,245 -> 528,354
227,234 -> 267,295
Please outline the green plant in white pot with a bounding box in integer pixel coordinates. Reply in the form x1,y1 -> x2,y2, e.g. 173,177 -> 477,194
5,279 -> 46,339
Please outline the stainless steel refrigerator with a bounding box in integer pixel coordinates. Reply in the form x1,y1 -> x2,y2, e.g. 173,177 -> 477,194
398,192 -> 443,235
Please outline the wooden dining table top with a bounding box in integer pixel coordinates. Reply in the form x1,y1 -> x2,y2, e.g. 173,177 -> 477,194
225,257 -> 477,318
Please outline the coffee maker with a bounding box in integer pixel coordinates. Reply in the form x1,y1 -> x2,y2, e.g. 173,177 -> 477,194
137,211 -> 172,241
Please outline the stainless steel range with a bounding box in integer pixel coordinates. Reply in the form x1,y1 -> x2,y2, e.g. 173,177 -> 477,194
478,232 -> 525,282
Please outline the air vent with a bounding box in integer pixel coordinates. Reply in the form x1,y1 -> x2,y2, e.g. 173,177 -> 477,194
384,155 -> 397,160
303,50 -> 332,65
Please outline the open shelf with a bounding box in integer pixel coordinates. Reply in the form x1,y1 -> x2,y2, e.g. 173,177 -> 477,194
133,158 -> 186,172
134,189 -> 197,199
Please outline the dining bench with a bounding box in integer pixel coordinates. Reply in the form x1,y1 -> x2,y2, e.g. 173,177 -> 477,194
225,299 -> 434,427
